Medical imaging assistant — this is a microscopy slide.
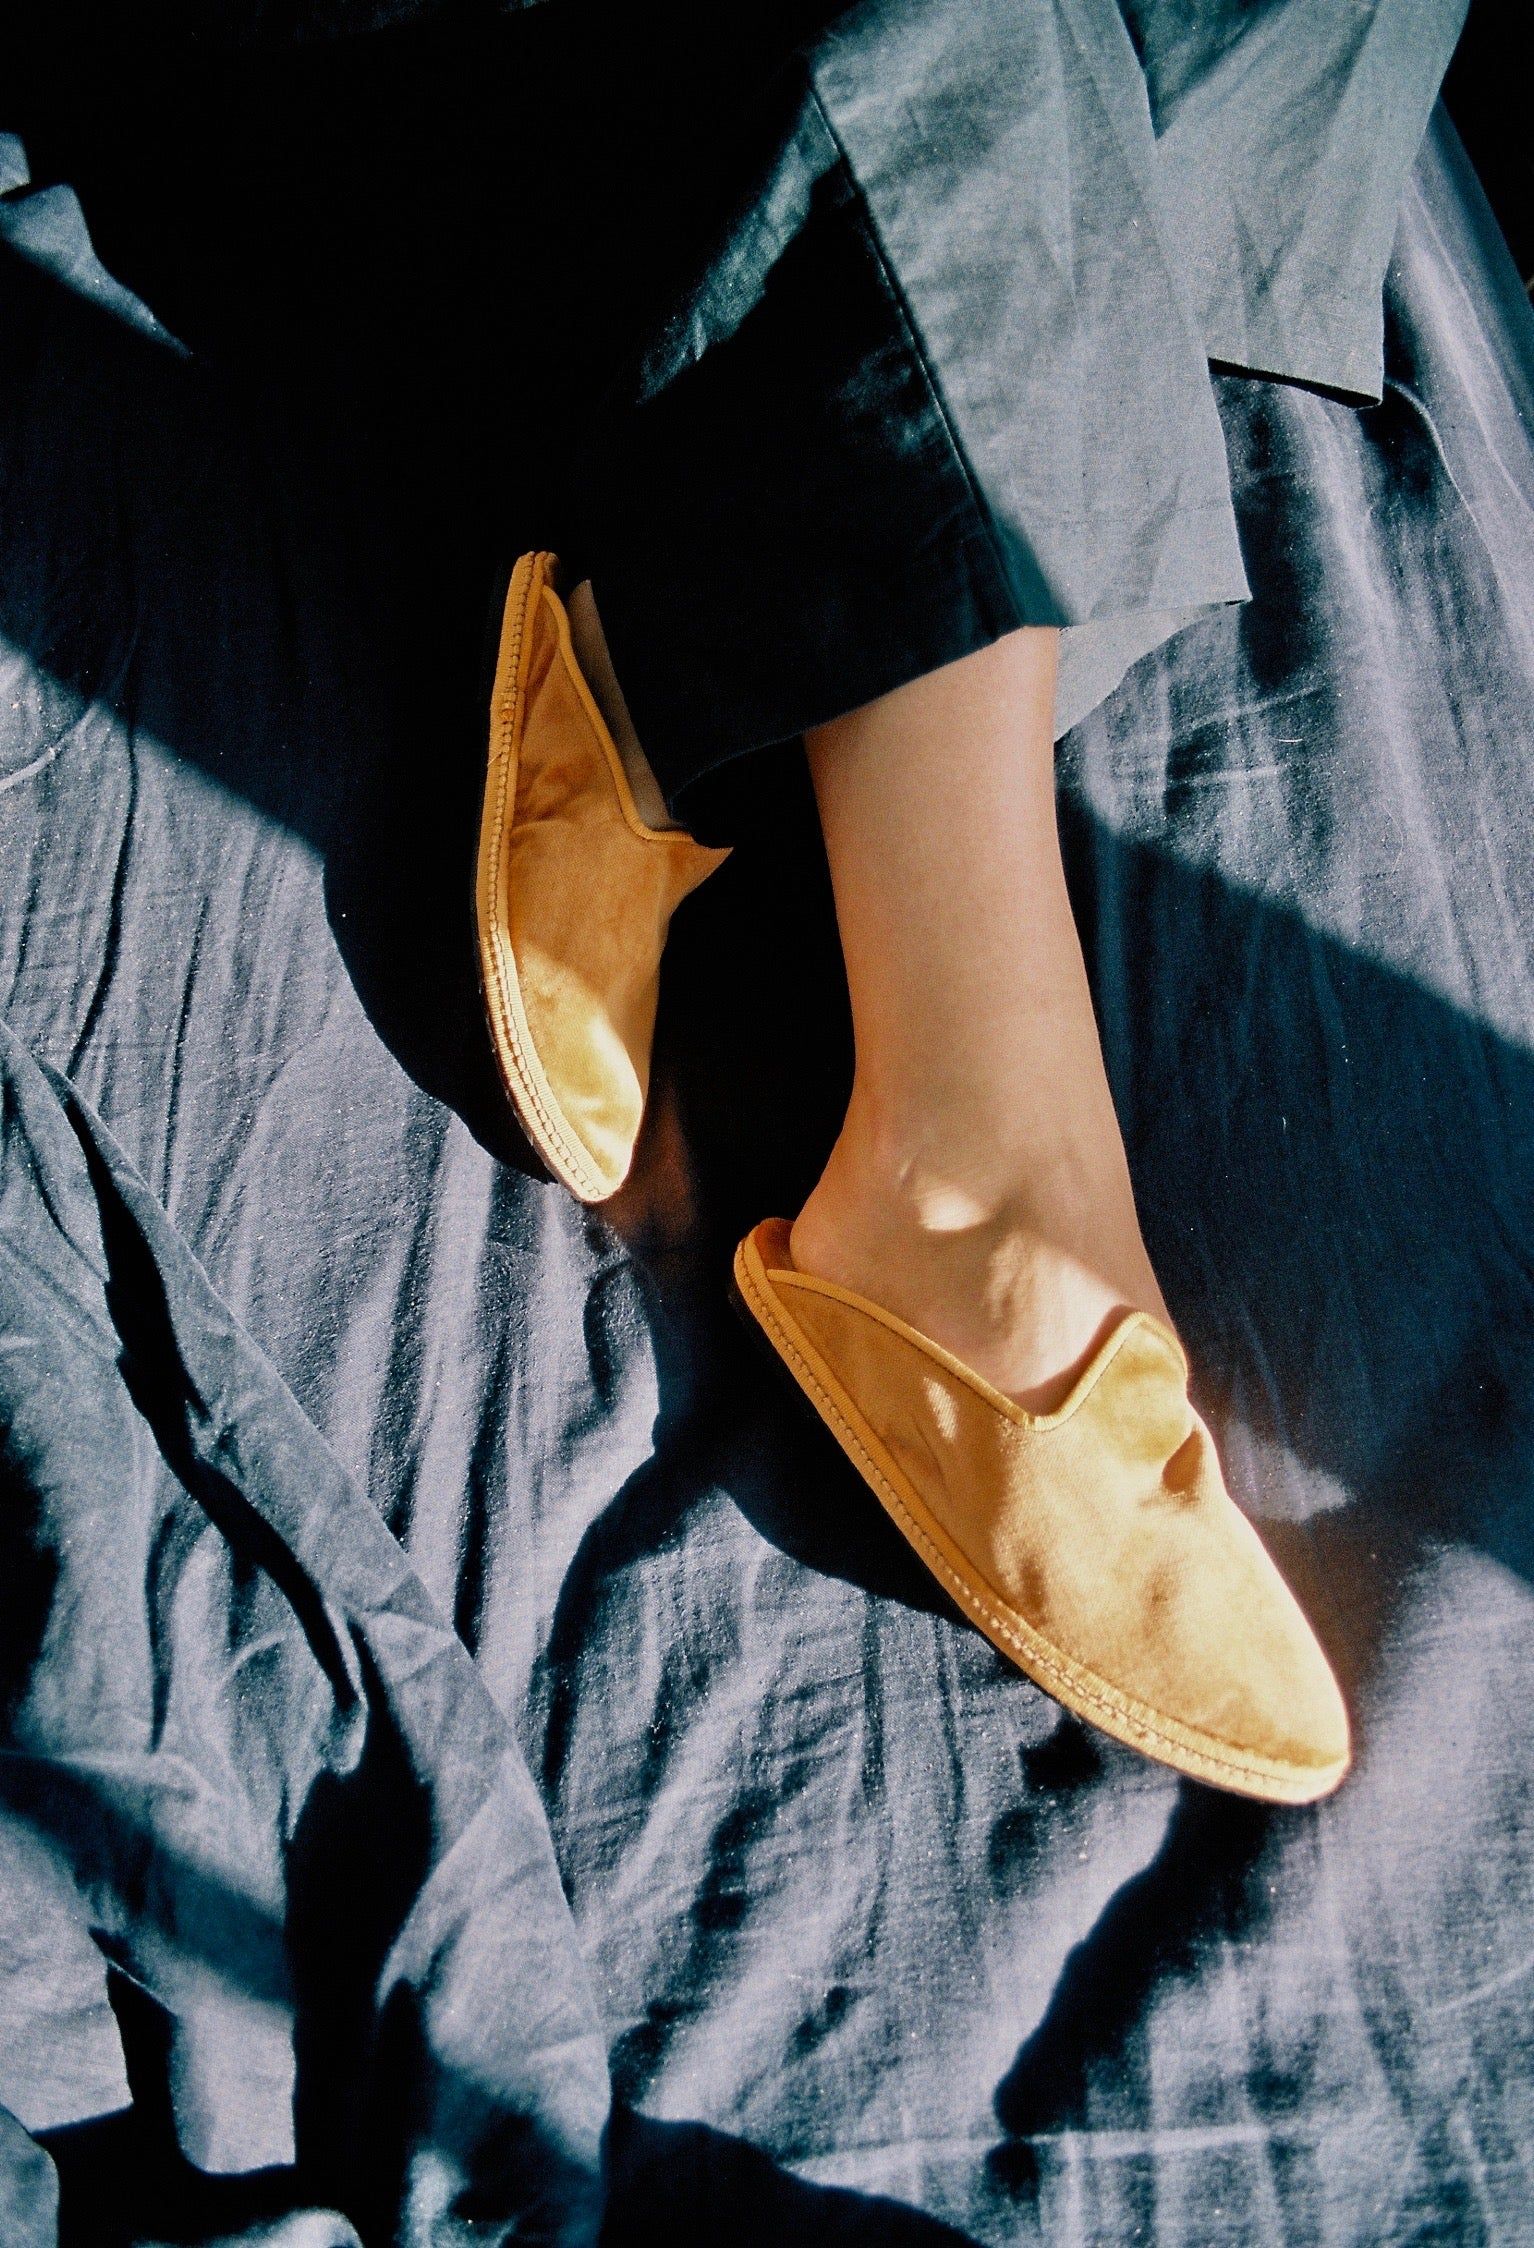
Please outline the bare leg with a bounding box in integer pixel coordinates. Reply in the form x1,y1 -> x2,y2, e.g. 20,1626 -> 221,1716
562,585 -> 1170,1410
792,626 -> 1173,1414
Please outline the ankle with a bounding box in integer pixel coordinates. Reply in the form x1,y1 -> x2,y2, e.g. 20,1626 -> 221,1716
813,1082 -> 1103,1242
797,1085 -> 1173,1333
791,1142 -> 1154,1410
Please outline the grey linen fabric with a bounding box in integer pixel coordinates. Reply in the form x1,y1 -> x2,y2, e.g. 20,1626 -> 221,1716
8,83 -> 1529,2230
0,1017 -> 611,2240
3,15 -> 1532,2245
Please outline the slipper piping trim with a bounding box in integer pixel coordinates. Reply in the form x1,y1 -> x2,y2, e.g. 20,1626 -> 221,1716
736,1227 -> 1347,1803
766,1250 -> 1186,1429
538,583 -> 730,862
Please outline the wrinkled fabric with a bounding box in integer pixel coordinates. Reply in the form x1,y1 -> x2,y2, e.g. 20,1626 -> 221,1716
553,0 -> 1467,801
1122,0 -> 1467,400
3,25 -> 1534,2248
0,1022 -> 610,2239
0,1 -> 1468,809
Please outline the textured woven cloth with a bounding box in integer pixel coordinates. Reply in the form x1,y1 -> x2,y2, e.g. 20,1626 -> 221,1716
4,11 -> 1533,2242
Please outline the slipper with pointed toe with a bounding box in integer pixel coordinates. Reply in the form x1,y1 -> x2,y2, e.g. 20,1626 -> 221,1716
732,1217 -> 1351,1804
475,551 -> 730,1202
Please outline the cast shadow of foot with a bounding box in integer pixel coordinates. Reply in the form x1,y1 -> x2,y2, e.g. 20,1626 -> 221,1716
8,38 -> 1534,1751
604,2106 -> 978,2246
985,1785 -> 1274,2203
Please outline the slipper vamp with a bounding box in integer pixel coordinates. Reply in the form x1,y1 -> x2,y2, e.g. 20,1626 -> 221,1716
766,1255 -> 1350,1791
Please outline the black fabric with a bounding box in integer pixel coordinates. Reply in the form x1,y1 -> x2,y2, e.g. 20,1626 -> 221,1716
1445,0 -> 1534,287
568,0 -> 1463,801
3,21 -> 1534,2248
0,2 -> 1466,813
563,1 -> 1247,802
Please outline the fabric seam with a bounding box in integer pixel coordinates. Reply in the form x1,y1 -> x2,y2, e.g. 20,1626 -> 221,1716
803,80 -> 1026,636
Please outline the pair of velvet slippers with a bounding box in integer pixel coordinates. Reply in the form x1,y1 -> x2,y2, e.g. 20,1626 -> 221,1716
475,551 -> 1351,1806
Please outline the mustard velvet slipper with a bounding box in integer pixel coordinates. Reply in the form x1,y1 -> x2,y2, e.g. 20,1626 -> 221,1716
475,551 -> 731,1202
732,1218 -> 1351,1805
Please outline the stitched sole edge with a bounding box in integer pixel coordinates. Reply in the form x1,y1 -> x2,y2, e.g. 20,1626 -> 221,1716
473,552 -> 626,1204
731,1229 -> 1349,1807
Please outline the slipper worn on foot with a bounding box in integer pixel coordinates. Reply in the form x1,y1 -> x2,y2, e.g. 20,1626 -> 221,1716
475,551 -> 730,1202
733,1217 -> 1351,1804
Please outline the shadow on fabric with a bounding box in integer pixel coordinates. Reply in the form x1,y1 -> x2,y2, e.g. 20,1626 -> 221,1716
3,29 -> 1534,1797
12,1745 -> 1298,2241
4,26 -> 1534,2246
5,1604 -> 983,2244
36,2105 -> 983,2248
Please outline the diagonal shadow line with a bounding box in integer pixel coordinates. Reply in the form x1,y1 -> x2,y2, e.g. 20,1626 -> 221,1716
985,1784 -> 1276,2201
601,2105 -> 980,2246
7,1761 -> 981,2245
4,76 -> 1534,2208
2,211 -> 1533,1640
0,188 -> 545,1166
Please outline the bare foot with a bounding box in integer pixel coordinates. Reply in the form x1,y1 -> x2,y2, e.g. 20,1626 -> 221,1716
790,1095 -> 1176,1415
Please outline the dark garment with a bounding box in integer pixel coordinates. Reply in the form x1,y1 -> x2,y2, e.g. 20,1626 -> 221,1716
520,0 -> 1467,818
4,39 -> 1534,2238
